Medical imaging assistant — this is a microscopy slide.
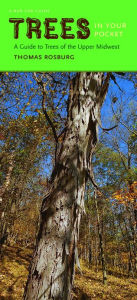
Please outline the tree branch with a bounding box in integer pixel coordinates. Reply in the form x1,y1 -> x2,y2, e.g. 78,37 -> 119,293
33,72 -> 58,162
97,118 -> 118,132
111,105 -> 137,136
110,73 -> 123,92
42,92 -> 58,144
118,119 -> 137,136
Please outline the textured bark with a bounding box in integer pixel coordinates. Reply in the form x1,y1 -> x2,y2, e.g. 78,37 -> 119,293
24,72 -> 109,300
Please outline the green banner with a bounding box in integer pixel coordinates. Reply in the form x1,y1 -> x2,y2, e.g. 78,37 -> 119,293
0,0 -> 137,71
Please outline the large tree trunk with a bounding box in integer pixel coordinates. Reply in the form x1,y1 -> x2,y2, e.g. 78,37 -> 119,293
24,72 -> 109,300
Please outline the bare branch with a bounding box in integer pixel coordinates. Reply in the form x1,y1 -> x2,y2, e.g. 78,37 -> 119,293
114,138 -> 128,171
110,73 -> 123,92
42,91 -> 58,144
111,105 -> 137,136
97,118 -> 118,132
33,72 -> 59,162
87,170 -> 99,190
118,119 -> 137,136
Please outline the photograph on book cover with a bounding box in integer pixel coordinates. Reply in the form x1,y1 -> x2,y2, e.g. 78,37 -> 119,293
0,0 -> 137,299
0,72 -> 137,299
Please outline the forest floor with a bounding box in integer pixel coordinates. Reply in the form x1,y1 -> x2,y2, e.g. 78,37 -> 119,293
0,245 -> 137,300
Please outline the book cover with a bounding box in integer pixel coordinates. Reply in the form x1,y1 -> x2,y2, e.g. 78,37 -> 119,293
0,1 -> 137,299
0,0 -> 137,71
